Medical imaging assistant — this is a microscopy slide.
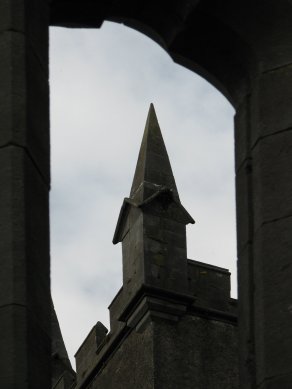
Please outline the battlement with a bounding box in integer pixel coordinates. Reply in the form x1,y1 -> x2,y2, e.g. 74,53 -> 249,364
75,258 -> 237,388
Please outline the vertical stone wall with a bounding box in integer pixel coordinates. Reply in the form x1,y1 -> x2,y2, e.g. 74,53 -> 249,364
75,311 -> 238,389
236,64 -> 292,388
83,324 -> 155,389
0,1 -> 51,387
153,316 -> 238,389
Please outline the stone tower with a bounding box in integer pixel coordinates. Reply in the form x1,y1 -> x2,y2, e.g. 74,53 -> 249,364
73,105 -> 238,389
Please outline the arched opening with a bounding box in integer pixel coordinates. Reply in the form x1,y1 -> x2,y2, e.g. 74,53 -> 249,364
49,21 -> 236,363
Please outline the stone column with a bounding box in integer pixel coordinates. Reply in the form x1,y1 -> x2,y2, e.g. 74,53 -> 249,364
236,63 -> 292,388
0,1 -> 51,388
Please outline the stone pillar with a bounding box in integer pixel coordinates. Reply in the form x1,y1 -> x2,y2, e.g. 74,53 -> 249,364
236,64 -> 292,388
0,1 -> 51,388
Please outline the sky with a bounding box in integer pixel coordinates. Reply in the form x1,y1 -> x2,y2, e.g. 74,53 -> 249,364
49,21 -> 236,365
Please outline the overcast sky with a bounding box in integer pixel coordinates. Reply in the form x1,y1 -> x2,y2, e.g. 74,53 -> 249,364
49,21 -> 236,365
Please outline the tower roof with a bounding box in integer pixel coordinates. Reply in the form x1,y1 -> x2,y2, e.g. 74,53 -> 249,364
130,103 -> 179,202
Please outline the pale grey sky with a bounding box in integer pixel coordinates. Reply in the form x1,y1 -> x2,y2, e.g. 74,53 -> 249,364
49,21 -> 236,365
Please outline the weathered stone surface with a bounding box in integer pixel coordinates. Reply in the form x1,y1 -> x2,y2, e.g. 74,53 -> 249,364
250,2 -> 292,72
27,310 -> 51,388
83,324 -> 154,389
108,287 -> 127,335
251,65 -> 292,145
235,159 -> 253,254
121,210 -> 145,301
143,215 -> 188,293
25,0 -> 49,67
153,315 -> 238,389
130,104 -> 179,202
77,313 -> 238,389
53,370 -> 76,389
252,129 -> 292,230
0,305 -> 26,388
75,322 -> 108,383
0,4 -> 50,385
0,304 -> 51,389
234,94 -> 250,173
0,146 -> 50,307
257,371 -> 292,389
253,217 -> 292,385
0,31 -> 50,183
236,244 -> 255,389
235,71 -> 292,387
187,260 -> 231,311
0,0 -> 25,32
0,0 -> 49,66
0,145 -> 50,387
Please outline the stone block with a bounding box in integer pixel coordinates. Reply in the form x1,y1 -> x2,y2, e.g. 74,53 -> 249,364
0,305 -> 27,388
0,32 -> 26,144
253,217 -> 292,384
84,324 -> 154,389
0,0 -> 49,67
25,153 -> 50,335
0,146 -> 50,330
0,0 -> 25,33
0,149 -> 24,307
53,370 -> 76,389
0,31 -> 50,183
0,304 -> 51,389
162,217 -> 186,236
26,47 -> 50,183
234,94 -> 250,172
97,308 -> 238,388
108,287 -> 126,334
144,243 -> 187,293
75,322 -> 108,382
153,316 -> 238,389
187,260 -> 231,310
253,2 -> 292,72
27,309 -> 51,388
0,147 -> 27,308
126,295 -> 187,332
251,65 -> 292,145
257,371 -> 292,389
122,212 -> 145,299
25,0 -> 49,67
252,130 -> 292,230
237,244 -> 255,389
235,159 -> 253,254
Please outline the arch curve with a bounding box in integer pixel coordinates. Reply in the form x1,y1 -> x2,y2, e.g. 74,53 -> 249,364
49,1 -> 292,388
50,0 -> 292,107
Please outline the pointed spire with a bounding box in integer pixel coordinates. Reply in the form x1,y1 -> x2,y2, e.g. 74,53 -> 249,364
130,103 -> 179,202
113,104 -> 194,245
113,105 -> 194,300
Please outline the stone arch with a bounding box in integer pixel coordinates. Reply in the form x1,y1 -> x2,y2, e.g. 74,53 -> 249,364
51,1 -> 256,106
50,2 -> 292,387
1,0 -> 292,387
